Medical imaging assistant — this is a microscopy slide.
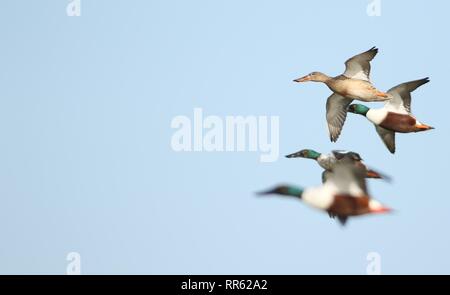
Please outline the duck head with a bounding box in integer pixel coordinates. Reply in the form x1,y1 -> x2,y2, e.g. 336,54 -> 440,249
257,185 -> 304,199
286,149 -> 321,160
348,104 -> 370,116
294,72 -> 330,83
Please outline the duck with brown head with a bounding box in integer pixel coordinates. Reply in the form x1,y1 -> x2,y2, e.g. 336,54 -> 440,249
294,71 -> 331,83
293,47 -> 391,142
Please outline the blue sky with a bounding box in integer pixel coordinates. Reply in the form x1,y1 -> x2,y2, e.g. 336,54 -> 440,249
0,0 -> 448,274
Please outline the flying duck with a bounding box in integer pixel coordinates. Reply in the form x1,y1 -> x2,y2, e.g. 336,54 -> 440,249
294,47 -> 391,142
285,149 -> 388,182
258,160 -> 392,226
348,78 -> 434,154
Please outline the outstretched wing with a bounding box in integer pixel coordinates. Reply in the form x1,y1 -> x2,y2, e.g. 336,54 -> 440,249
375,125 -> 396,154
343,47 -> 379,81
326,93 -> 353,142
332,150 -> 363,162
326,160 -> 368,196
386,78 -> 430,114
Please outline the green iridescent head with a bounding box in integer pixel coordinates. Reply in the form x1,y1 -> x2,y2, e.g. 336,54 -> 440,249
348,104 -> 370,116
286,149 -> 321,160
257,185 -> 304,199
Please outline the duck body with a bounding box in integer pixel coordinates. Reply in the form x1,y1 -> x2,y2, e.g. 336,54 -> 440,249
259,161 -> 391,226
366,108 -> 431,133
302,183 -> 385,217
294,47 -> 391,142
286,149 -> 385,180
348,78 -> 433,153
326,75 -> 389,102
327,195 -> 386,217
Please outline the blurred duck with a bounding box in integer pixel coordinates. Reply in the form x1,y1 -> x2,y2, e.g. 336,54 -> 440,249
258,160 -> 392,226
348,78 -> 434,154
294,47 -> 390,142
285,149 -> 389,182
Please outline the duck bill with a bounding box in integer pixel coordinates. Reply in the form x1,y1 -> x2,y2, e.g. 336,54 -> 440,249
285,151 -> 306,158
256,189 -> 276,196
293,75 -> 311,83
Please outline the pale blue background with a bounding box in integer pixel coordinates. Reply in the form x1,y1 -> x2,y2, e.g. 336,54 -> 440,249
0,0 -> 447,274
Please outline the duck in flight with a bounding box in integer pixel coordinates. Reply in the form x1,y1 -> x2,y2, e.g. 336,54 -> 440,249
258,159 -> 392,226
285,149 -> 389,182
294,47 -> 390,142
348,78 -> 434,154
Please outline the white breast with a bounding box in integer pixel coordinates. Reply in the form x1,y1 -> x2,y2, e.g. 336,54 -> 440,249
302,185 -> 336,210
366,108 -> 388,125
317,154 -> 336,170
348,182 -> 365,196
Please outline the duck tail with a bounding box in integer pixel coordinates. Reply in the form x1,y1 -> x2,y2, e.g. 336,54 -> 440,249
366,169 -> 392,182
366,169 -> 382,179
370,206 -> 393,214
415,123 -> 435,132
375,91 -> 393,100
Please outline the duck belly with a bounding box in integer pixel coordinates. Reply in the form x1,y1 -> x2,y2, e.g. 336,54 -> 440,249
330,80 -> 382,102
327,195 -> 371,217
346,90 -> 379,101
379,113 -> 417,133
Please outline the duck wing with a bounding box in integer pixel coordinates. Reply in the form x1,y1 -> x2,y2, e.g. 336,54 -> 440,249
343,47 -> 378,81
375,125 -> 396,154
386,78 -> 430,114
326,93 -> 353,142
332,150 -> 363,162
321,170 -> 332,184
327,160 -> 368,196
333,151 -> 391,181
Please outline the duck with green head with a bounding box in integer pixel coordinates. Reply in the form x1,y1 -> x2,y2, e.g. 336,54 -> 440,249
348,78 -> 434,154
285,149 -> 386,181
293,47 -> 391,142
258,162 -> 392,226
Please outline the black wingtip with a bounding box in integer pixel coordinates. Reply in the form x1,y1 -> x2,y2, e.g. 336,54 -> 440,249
337,216 -> 348,226
416,77 -> 430,87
